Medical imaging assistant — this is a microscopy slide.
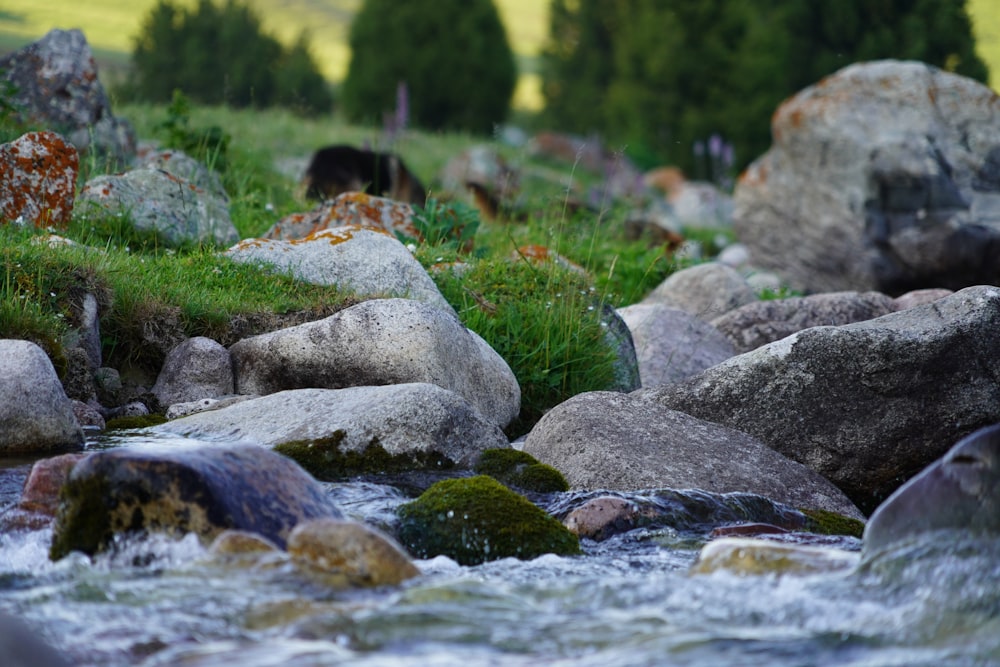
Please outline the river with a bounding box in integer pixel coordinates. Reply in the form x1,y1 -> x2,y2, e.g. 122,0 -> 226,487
2,432 -> 998,666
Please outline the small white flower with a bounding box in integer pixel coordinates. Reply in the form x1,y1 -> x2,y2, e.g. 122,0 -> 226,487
406,243 -> 417,253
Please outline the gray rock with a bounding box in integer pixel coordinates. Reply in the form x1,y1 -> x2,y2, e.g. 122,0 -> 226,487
50,442 -> 342,558
641,285 -> 1000,514
863,423 -> 1000,558
0,131 -> 78,227
154,384 -> 509,468
523,391 -> 863,519
618,303 -> 736,386
0,340 -> 84,455
735,60 -> 1000,294
77,167 -> 238,247
641,262 -> 758,321
710,291 -> 896,353
229,298 -> 520,428
601,304 -> 641,391
225,226 -> 452,312
0,29 -> 136,165
892,288 -> 952,311
137,149 -> 228,202
151,336 -> 234,408
0,612 -> 69,667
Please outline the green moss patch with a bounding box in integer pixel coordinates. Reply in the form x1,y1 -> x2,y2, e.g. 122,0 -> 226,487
801,508 -> 865,538
473,448 -> 569,493
396,475 -> 581,565
105,414 -> 169,431
274,433 -> 456,481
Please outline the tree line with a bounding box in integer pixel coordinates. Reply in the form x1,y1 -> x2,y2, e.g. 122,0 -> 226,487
124,0 -> 987,174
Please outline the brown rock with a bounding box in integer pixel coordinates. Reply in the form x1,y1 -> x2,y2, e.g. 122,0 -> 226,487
288,518 -> 420,587
0,131 -> 78,228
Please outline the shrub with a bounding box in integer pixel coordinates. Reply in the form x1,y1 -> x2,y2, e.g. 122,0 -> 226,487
341,0 -> 516,134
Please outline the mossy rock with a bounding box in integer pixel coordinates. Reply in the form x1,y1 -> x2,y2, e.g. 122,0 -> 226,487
396,475 -> 581,565
801,508 -> 865,538
274,432 -> 456,481
473,448 -> 569,493
104,414 -> 168,431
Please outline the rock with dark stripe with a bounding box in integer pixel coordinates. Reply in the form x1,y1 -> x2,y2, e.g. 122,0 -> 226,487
50,441 -> 341,559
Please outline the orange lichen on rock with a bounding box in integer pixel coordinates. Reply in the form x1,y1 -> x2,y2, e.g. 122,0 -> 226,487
0,131 -> 79,228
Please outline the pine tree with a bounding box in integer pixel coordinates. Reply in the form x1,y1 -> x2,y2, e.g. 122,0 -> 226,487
341,0 -> 517,134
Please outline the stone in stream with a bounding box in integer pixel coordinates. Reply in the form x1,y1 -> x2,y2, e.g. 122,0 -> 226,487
50,443 -> 342,559
862,422 -> 1000,558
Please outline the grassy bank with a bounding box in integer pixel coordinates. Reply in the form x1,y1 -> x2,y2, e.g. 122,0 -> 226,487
1,102 -> 697,436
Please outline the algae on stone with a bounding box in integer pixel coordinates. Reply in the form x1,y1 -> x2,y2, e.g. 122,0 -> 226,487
801,508 -> 865,538
473,448 -> 569,493
396,475 -> 581,565
274,432 -> 456,481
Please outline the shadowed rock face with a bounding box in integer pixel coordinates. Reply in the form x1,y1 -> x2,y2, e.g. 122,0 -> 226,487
863,423 -> 1000,558
50,443 -> 342,559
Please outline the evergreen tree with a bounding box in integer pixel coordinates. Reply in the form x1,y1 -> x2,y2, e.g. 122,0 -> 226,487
342,0 -> 517,134
127,0 -> 332,114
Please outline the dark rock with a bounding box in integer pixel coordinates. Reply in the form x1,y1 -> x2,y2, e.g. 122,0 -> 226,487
50,443 -> 342,559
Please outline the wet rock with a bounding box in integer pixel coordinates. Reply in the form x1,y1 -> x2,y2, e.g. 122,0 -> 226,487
0,131 -> 78,228
524,391 -> 863,519
550,487 -> 813,541
50,443 -> 342,559
863,423 -> 1000,559
396,475 -> 581,565
641,262 -> 758,321
77,167 -> 238,247
228,298 -> 519,428
155,384 -> 509,477
164,395 -> 253,420
151,336 -> 234,408
225,226 -> 452,312
0,28 -> 136,165
709,291 -> 896,353
735,60 -> 1000,294
0,340 -> 84,455
644,285 -> 1000,514
618,303 -> 736,386
18,453 -> 85,517
288,517 -> 420,587
690,537 -> 859,576
208,530 -> 281,556
0,611 -> 70,667
263,192 -> 419,241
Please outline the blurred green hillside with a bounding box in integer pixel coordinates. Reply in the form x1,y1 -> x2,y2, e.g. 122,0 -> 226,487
0,0 -> 996,111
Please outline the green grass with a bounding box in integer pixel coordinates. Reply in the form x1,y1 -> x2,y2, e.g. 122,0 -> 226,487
1,100 -> 695,435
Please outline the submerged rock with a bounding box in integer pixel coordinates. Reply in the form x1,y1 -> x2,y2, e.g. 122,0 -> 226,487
50,443 -> 342,559
691,537 -> 859,576
396,475 -> 581,565
288,517 -> 420,587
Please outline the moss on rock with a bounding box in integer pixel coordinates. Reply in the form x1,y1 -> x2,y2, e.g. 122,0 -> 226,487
274,432 -> 456,481
801,508 -> 865,538
105,414 -> 168,431
396,475 -> 581,565
473,448 -> 569,493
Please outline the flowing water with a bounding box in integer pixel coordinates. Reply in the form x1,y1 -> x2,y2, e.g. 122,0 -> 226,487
2,432 -> 999,666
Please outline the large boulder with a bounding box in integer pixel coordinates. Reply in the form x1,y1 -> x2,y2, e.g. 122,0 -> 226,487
0,340 -> 84,455
154,384 -> 509,477
641,285 -> 1000,514
735,60 -> 1000,295
229,298 -> 520,428
523,391 -> 862,519
618,303 -> 736,386
0,131 -> 78,228
50,442 -> 342,559
225,226 -> 452,312
0,29 -> 135,165
710,291 -> 897,353
77,167 -> 238,247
